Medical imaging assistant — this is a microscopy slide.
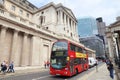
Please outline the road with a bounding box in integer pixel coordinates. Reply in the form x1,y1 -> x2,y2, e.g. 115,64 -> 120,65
0,63 -> 103,80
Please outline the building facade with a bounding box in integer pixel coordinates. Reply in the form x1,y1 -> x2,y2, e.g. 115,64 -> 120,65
80,36 -> 105,57
0,0 -> 79,67
96,17 -> 106,36
77,17 -> 98,38
106,17 -> 120,68
96,17 -> 108,57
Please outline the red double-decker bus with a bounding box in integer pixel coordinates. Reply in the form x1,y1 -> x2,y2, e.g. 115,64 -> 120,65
50,39 -> 89,76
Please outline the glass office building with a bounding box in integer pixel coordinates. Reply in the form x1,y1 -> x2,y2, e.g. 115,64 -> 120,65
77,17 -> 98,38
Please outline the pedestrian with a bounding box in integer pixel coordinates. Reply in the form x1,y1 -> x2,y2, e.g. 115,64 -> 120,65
44,61 -> 47,69
105,59 -> 110,65
0,62 -> 3,72
95,59 -> 98,72
107,61 -> 114,79
7,61 -> 15,73
1,61 -> 7,74
47,60 -> 50,68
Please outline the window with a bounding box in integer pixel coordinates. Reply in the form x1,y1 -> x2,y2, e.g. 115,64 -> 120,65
75,46 -> 78,52
40,15 -> 43,25
83,49 -> 86,54
19,9 -> 23,15
46,27 -> 48,29
52,41 -> 68,51
70,44 -> 75,51
11,5 -> 16,11
78,47 -> 83,53
74,58 -> 81,65
41,11 -> 44,14
26,13 -> 29,18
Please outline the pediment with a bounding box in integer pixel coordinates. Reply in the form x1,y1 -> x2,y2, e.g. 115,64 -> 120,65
56,3 -> 76,20
110,20 -> 120,27
63,7 -> 76,19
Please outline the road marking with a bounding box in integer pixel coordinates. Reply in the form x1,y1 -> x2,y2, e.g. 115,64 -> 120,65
32,75 -> 51,80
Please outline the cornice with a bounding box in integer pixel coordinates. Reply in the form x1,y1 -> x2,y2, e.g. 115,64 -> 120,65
7,0 -> 37,14
109,20 -> 120,28
0,14 -> 59,40
34,2 -> 77,22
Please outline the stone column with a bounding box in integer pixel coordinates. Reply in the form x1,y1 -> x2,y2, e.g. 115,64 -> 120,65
67,17 -> 70,30
66,16 -> 68,26
64,14 -> 67,26
71,20 -> 72,30
0,26 -> 7,62
76,23 -> 78,36
29,36 -> 33,66
21,33 -> 28,66
74,22 -> 76,32
107,37 -> 114,58
60,10 -> 62,24
74,23 -> 76,32
10,30 -> 18,65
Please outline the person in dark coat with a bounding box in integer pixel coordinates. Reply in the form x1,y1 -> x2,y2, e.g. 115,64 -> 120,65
107,61 -> 114,79
1,61 -> 7,74
7,61 -> 15,73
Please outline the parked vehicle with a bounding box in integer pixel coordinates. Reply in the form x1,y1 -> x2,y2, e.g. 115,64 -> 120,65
88,57 -> 96,68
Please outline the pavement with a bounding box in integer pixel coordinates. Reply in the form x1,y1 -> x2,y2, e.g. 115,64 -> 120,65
76,63 -> 117,80
0,66 -> 49,79
86,63 -> 117,80
114,64 -> 120,80
0,63 -> 119,80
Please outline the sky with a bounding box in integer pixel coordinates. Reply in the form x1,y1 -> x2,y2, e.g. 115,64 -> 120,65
28,0 -> 120,26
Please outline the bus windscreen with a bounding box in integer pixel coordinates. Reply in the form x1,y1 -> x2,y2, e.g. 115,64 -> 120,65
51,41 -> 68,69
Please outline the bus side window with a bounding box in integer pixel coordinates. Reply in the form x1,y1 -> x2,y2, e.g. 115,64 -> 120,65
78,47 -> 83,53
78,58 -> 81,64
70,44 -> 75,51
74,58 -> 80,65
75,46 -> 79,52
80,59 -> 82,64
83,49 -> 86,54
74,59 -> 77,65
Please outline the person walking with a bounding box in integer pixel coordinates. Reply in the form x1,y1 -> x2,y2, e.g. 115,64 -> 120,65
105,59 -> 110,65
107,61 -> 114,79
47,60 -> 50,68
44,61 -> 47,69
95,59 -> 98,72
1,61 -> 7,74
7,61 -> 15,73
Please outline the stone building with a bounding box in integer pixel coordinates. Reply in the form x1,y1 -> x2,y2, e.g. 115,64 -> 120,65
106,16 -> 120,68
0,0 -> 78,67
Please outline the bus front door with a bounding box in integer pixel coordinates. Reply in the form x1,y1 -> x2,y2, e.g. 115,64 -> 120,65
70,58 -> 74,75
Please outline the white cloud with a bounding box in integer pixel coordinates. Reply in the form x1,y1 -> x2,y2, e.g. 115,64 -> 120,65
28,0 -> 120,25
